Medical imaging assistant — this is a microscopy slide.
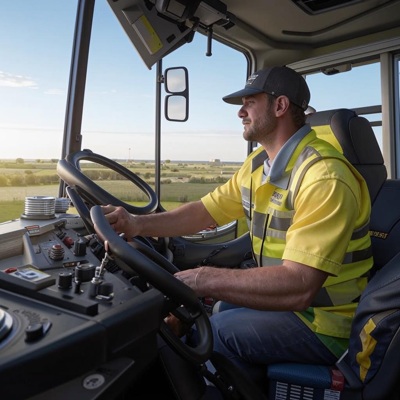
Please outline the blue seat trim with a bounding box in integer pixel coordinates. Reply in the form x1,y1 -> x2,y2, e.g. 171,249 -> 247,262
267,363 -> 332,389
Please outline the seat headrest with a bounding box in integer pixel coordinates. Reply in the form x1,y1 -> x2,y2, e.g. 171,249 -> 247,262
306,108 -> 384,166
306,108 -> 387,204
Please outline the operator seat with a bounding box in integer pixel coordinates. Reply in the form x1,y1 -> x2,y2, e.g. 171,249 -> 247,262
306,108 -> 387,203
307,108 -> 400,276
369,178 -> 400,272
265,109 -> 400,399
267,250 -> 400,400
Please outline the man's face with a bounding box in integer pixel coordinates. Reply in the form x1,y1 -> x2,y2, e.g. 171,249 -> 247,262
238,93 -> 277,143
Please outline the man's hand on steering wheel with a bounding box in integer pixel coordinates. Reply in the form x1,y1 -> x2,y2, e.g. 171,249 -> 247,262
100,204 -> 139,239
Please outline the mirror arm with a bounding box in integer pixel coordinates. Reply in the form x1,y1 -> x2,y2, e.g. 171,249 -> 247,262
206,26 -> 213,57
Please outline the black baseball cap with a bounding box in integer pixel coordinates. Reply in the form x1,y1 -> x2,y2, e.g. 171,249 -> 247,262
223,66 -> 310,110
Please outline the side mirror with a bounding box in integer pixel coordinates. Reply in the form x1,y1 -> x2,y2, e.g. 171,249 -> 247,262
164,67 -> 189,122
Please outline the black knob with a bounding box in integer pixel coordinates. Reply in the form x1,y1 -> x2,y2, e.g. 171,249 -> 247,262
75,263 -> 96,282
25,323 -> 44,342
58,271 -> 73,289
73,238 -> 87,256
25,320 -> 51,342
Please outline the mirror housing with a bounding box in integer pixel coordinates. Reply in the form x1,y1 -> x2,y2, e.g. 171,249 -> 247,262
164,67 -> 189,122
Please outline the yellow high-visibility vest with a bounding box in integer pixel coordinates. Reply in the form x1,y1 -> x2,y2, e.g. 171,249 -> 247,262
202,128 -> 373,355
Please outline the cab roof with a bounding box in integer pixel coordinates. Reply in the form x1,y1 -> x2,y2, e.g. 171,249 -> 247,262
108,0 -> 400,69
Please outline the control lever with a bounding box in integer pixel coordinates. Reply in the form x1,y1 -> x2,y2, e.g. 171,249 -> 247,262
97,240 -> 113,278
89,237 -> 122,300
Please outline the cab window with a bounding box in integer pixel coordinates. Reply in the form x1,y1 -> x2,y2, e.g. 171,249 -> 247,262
82,1 -> 247,212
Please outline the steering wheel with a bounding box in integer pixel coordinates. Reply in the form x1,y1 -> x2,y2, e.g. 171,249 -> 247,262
90,205 -> 213,364
57,149 -> 158,215
65,185 -> 94,233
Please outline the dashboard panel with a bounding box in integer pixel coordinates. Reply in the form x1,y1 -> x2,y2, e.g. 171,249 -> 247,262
0,215 -> 163,399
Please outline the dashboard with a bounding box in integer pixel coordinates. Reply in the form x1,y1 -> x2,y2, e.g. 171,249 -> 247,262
0,213 -> 163,399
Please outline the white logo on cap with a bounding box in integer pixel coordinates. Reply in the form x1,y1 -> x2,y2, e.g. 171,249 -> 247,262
246,74 -> 258,85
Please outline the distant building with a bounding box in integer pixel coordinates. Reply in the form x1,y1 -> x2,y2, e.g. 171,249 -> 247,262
209,158 -> 222,166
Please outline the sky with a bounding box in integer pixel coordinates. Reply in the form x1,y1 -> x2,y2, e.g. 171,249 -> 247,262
0,0 -> 382,162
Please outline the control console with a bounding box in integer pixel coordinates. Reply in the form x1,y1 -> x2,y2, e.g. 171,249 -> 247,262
0,215 -> 163,399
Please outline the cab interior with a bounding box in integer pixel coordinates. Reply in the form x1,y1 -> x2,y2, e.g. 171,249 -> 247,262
1,1 -> 400,399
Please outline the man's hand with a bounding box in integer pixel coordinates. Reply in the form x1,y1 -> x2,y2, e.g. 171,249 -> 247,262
98,205 -> 138,238
175,267 -> 206,296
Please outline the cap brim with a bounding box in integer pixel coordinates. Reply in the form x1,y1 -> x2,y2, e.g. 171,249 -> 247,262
222,88 -> 265,104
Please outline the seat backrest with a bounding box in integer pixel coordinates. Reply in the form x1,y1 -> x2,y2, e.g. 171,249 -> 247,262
337,250 -> 400,399
306,108 -> 387,204
307,108 -> 400,275
369,179 -> 400,272
309,109 -> 400,396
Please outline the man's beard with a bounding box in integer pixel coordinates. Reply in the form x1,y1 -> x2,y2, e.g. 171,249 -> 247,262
243,108 -> 277,143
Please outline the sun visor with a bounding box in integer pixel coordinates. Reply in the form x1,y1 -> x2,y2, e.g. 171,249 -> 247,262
107,0 -> 195,69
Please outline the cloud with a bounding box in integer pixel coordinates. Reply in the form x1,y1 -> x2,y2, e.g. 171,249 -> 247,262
0,71 -> 38,88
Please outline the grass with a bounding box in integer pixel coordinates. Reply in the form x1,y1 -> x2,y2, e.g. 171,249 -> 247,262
0,198 -> 184,223
0,185 -> 61,222
0,182 -> 214,223
0,160 -> 241,223
0,201 -> 25,222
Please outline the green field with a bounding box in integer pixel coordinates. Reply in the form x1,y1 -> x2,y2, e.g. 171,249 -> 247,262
0,159 -> 240,223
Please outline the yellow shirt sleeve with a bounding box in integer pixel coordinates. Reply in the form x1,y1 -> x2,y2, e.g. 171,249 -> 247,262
201,169 -> 245,226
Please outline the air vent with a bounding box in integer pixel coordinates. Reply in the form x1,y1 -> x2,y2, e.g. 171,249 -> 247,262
292,0 -> 363,15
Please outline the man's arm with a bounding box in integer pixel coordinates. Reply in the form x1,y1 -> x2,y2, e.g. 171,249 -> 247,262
98,200 -> 217,239
175,260 -> 329,311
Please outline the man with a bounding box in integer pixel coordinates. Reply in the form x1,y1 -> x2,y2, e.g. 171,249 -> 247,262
96,66 -> 373,387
